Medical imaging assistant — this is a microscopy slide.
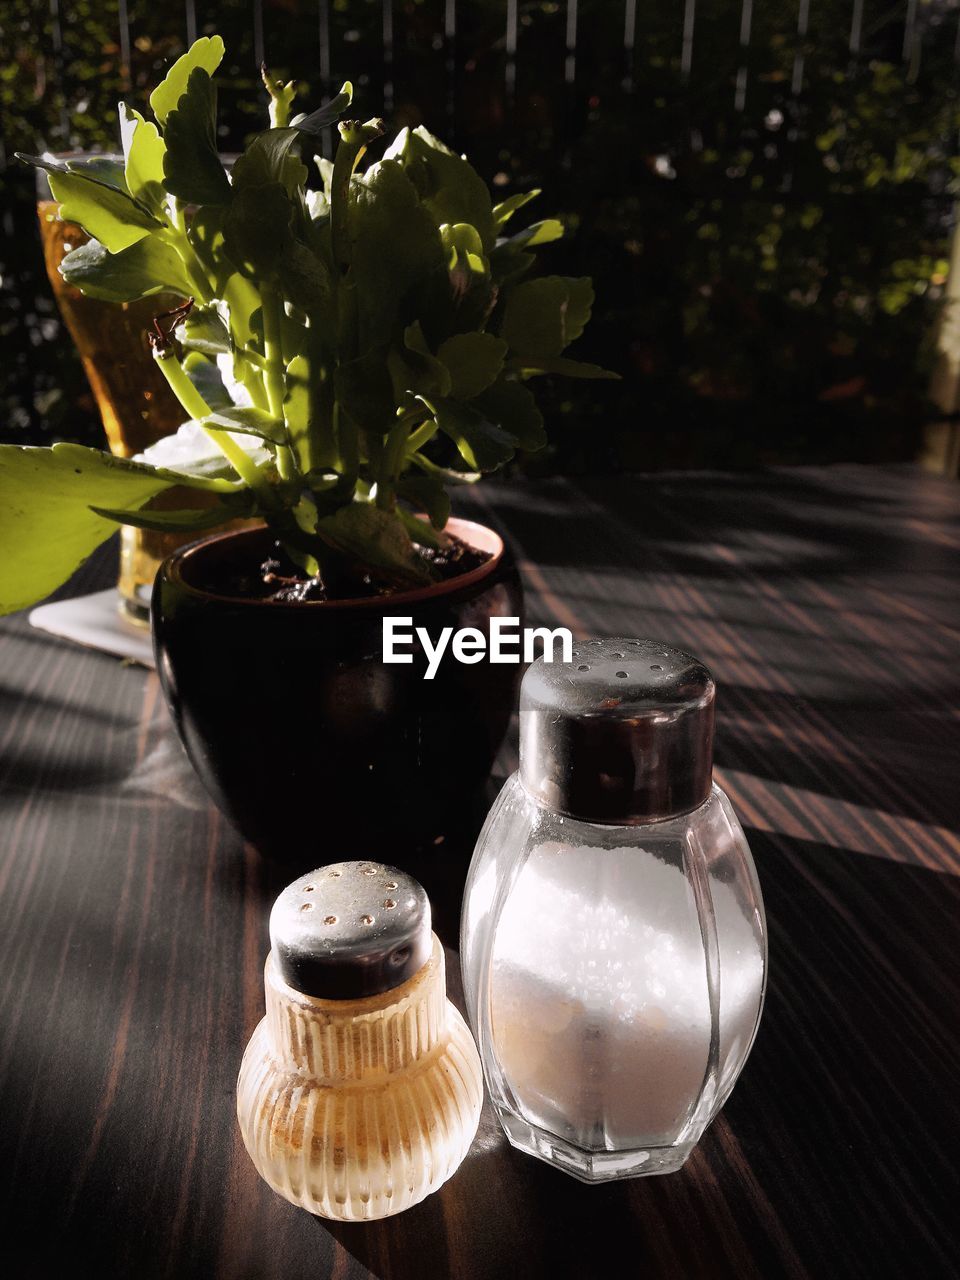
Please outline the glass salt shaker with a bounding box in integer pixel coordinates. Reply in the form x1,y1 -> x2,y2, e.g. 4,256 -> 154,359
238,862 -> 483,1220
461,638 -> 767,1181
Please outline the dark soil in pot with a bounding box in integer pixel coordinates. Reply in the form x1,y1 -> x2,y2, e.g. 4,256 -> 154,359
152,519 -> 523,868
211,531 -> 492,603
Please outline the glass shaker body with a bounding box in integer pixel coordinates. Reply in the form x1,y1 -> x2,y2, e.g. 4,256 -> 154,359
238,863 -> 483,1219
238,935 -> 483,1219
461,641 -> 767,1181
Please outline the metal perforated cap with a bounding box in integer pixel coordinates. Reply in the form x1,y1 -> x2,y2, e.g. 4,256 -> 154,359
269,862 -> 432,999
519,638 -> 716,824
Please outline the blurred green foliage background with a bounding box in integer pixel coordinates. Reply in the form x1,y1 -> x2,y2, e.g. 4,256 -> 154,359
2,0 -> 959,470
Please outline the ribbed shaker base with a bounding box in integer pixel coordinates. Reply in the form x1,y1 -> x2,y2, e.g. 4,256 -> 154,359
236,940 -> 483,1221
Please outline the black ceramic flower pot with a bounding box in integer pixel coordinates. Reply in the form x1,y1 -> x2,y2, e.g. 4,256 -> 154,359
151,519 -> 523,864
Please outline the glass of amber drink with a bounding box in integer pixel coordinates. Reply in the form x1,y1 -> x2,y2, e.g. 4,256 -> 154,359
36,156 -> 194,625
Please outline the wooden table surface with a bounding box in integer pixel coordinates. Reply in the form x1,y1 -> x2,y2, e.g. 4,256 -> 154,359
1,465 -> 958,1280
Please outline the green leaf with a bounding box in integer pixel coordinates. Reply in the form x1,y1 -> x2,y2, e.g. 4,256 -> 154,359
500,276 -> 595,357
277,241 -> 331,315
22,154 -> 161,253
330,117 -> 387,276
90,499 -> 249,533
410,452 -> 480,484
441,222 -> 488,276
475,379 -> 546,452
385,127 -> 496,251
509,355 -> 620,380
0,443 -> 174,614
437,332 -> 507,400
230,127 -> 307,198
119,104 -> 168,216
415,223 -> 497,344
350,160 -> 445,350
178,306 -> 231,354
59,236 -> 193,302
493,190 -> 540,228
20,152 -> 130,195
314,503 -> 431,586
389,323 -> 451,401
149,35 -> 225,125
138,421 -> 271,482
67,155 -> 130,190
488,220 -> 563,289
162,68 -> 231,205
203,406 -> 286,446
498,218 -> 564,250
427,397 -> 516,471
489,244 -> 534,288
315,157 -> 335,199
186,204 -> 233,296
223,181 -> 293,278
221,274 -> 261,349
397,508 -> 447,549
335,350 -> 395,433
183,352 -> 232,410
293,83 -> 354,140
397,472 -> 450,529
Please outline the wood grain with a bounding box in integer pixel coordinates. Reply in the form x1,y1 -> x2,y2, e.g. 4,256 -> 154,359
1,466 -> 958,1279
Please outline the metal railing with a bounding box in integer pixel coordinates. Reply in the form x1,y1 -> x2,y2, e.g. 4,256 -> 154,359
3,1 -> 960,468
28,0 -> 960,152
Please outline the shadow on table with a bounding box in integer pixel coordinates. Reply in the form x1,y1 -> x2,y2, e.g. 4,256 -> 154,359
713,682 -> 960,830
309,831 -> 960,1280
3,822 -> 959,1279
463,470 -> 960,586
319,1103 -> 650,1280
232,782 -> 502,949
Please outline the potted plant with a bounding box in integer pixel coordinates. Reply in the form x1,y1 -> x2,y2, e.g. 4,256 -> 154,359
2,36 -> 614,859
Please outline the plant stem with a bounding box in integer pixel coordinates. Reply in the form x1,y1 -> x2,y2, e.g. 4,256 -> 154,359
334,399 -> 358,488
239,345 -> 268,371
376,406 -> 427,511
162,224 -> 214,306
405,415 -> 440,455
153,350 -> 276,503
262,67 -> 296,129
260,289 -> 286,419
330,118 -> 384,276
222,275 -> 270,409
236,357 -> 271,412
312,348 -> 337,473
261,287 -> 297,482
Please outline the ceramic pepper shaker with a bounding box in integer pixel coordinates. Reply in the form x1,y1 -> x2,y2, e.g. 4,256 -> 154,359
238,862 -> 483,1220
461,638 -> 767,1181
